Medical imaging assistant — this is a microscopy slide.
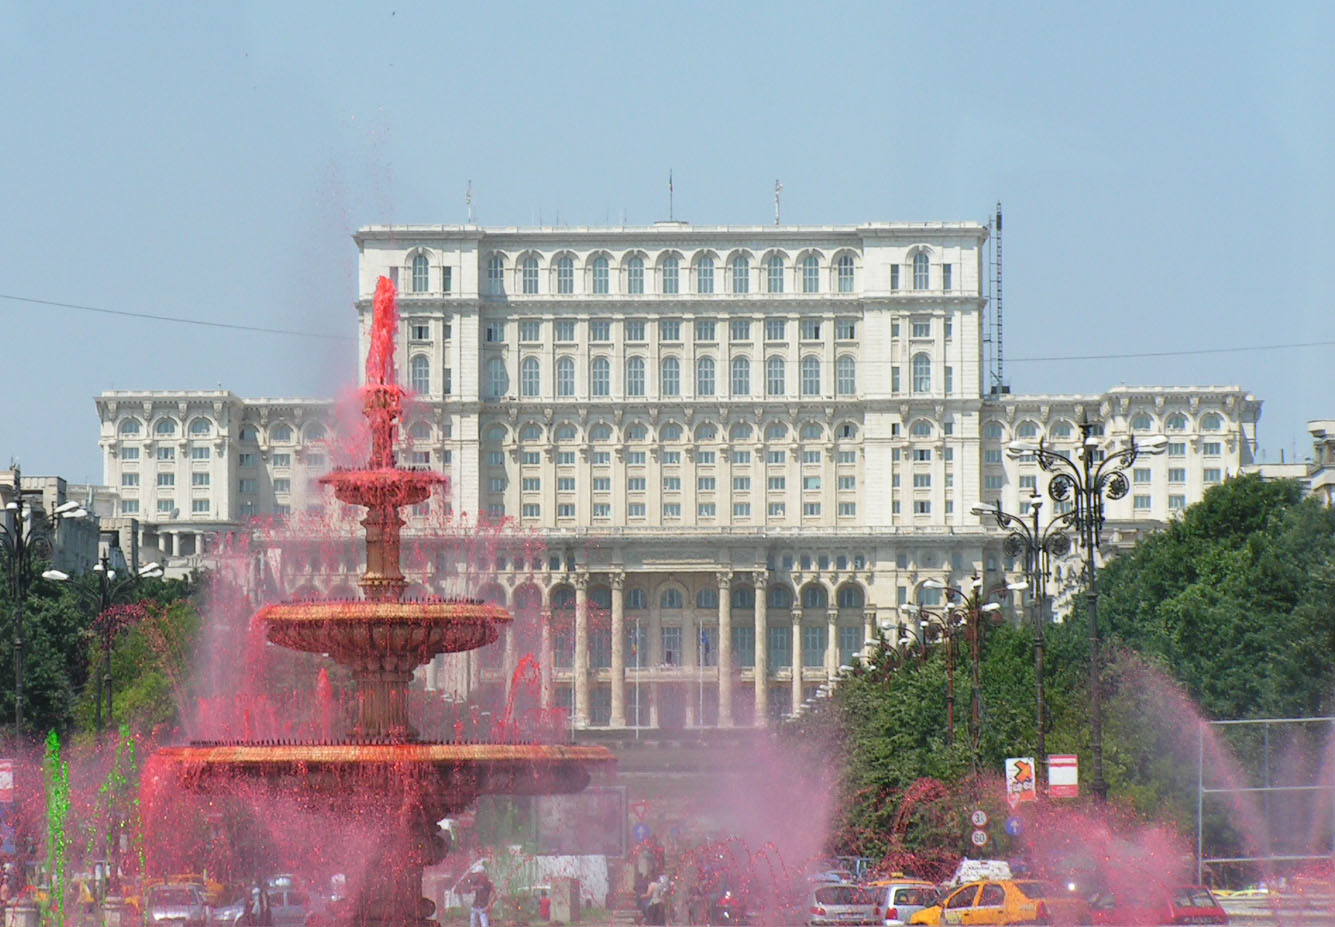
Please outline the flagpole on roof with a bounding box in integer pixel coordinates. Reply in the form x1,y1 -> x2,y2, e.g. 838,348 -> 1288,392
669,170 -> 674,221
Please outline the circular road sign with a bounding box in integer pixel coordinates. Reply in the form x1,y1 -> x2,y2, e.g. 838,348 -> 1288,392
1005,816 -> 1023,837
970,810 -> 988,827
632,822 -> 651,843
970,829 -> 988,847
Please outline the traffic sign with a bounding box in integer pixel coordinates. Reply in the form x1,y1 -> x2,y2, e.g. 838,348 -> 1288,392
1049,754 -> 1079,798
1004,816 -> 1023,837
632,822 -> 651,843
970,829 -> 988,847
970,809 -> 988,827
1005,757 -> 1037,804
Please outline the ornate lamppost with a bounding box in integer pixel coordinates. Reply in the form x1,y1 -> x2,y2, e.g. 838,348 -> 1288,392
1005,420 -> 1166,801
972,493 -> 1072,792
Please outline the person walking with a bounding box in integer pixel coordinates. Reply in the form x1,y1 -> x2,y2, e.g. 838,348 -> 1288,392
470,870 -> 494,927
642,874 -> 667,927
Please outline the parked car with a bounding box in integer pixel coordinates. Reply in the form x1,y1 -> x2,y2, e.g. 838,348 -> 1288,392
268,887 -> 313,927
145,883 -> 212,927
910,879 -> 1088,926
806,883 -> 881,927
1089,884 -> 1228,925
864,879 -> 937,926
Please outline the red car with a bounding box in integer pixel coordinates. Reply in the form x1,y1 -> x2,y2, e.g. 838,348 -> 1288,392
1090,884 -> 1228,925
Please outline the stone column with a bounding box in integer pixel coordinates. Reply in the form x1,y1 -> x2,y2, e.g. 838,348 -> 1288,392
752,570 -> 768,725
826,608 -> 840,678
863,607 -> 877,660
717,571 -> 733,727
609,572 -> 626,727
574,572 -> 590,728
540,600 -> 554,710
791,610 -> 803,716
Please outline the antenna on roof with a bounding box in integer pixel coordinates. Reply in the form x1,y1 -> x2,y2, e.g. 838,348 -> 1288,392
774,179 -> 783,226
668,170 -> 674,221
466,180 -> 474,224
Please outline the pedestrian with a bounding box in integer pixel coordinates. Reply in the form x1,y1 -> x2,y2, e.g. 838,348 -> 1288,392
642,874 -> 667,927
538,888 -> 551,921
470,870 -> 494,927
243,881 -> 271,926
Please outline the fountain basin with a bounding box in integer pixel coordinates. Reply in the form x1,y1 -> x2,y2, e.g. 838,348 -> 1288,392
259,600 -> 510,663
320,468 -> 443,509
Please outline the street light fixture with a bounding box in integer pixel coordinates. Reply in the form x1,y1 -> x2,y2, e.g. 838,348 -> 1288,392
1,468 -> 90,735
1001,421 -> 1165,801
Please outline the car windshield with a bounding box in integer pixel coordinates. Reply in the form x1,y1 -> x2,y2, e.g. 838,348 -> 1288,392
151,888 -> 197,905
815,886 -> 874,906
1013,881 -> 1059,900
893,888 -> 931,905
1172,887 -> 1218,908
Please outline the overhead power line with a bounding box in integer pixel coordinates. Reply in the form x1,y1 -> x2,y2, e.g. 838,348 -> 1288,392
1010,340 -> 1335,363
0,292 -> 353,342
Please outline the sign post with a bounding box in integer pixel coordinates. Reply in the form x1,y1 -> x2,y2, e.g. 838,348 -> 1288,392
1048,754 -> 1079,798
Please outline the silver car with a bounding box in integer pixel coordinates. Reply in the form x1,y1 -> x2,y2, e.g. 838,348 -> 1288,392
865,880 -> 937,926
806,884 -> 880,927
145,884 -> 211,927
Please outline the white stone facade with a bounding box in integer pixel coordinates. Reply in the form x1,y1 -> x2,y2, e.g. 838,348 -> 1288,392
96,221 -> 1261,729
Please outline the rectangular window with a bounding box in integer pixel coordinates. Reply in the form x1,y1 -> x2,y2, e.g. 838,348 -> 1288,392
521,477 -> 541,492
801,625 -> 826,668
627,451 -> 647,465
1204,468 -> 1222,483
767,625 -> 791,667
942,264 -> 953,290
1168,468 -> 1187,483
557,503 -> 575,519
273,478 -> 290,494
555,320 -> 576,342
698,260 -> 714,293
838,501 -> 856,516
764,318 -> 786,341
156,446 -> 175,461
891,366 -> 900,392
190,446 -> 210,460
1169,441 -> 1186,457
662,260 -> 679,294
732,626 -> 755,667
1133,495 -> 1152,510
913,500 -> 931,514
767,501 -> 785,518
239,478 -> 257,493
521,503 -> 541,518
121,472 -> 139,487
985,475 -> 1005,491
663,502 -> 682,518
659,319 -> 682,341
912,320 -> 931,338
663,477 -> 682,492
913,473 -> 931,488
120,500 -> 139,514
890,265 -> 900,290
734,450 -> 752,464
191,499 -> 209,514
273,453 -> 291,469
628,502 -> 646,517
593,477 -> 611,492
913,448 -> 932,462
593,502 -> 611,518
590,320 -> 611,342
592,450 -> 610,465
1019,474 -> 1036,490
732,502 -> 752,518
800,318 -> 821,340
945,366 -> 953,395
837,450 -> 856,464
1169,494 -> 1186,510
157,472 -> 175,488
802,450 -> 820,464
488,477 -> 506,493
698,450 -> 716,464
156,498 -> 174,513
191,472 -> 210,487
802,501 -> 821,517
626,477 -> 647,492
767,450 -> 786,464
487,450 -> 505,466
733,476 -> 751,492
730,319 -> 751,341
441,266 -> 452,293
803,475 -> 821,490
1203,441 -> 1222,456
120,446 -> 140,460
411,323 -> 431,341
985,449 -> 1003,464
698,502 -> 716,517
767,476 -> 786,491
521,451 -> 541,466
663,450 -> 681,465
837,476 -> 856,491
557,477 -> 576,492
625,320 -> 646,341
836,319 -> 856,340
695,320 -> 716,342
1133,467 -> 1151,484
698,476 -> 716,492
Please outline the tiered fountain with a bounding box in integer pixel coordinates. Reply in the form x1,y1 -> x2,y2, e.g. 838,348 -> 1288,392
146,277 -> 614,926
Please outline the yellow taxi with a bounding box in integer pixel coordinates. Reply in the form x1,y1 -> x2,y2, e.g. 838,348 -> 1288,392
908,879 -> 1089,925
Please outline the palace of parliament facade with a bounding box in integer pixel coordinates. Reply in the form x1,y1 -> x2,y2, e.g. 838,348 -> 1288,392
96,220 -> 1259,730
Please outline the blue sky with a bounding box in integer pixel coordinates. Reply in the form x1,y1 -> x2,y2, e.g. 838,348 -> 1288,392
3,1 -> 1332,481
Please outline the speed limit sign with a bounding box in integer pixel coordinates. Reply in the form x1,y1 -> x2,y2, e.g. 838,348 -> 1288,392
970,810 -> 988,827
970,829 -> 988,847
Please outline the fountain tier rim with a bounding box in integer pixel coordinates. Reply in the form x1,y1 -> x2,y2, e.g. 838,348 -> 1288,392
257,600 -> 512,625
154,742 -> 615,767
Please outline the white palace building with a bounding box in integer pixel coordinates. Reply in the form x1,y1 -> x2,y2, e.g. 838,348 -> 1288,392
96,220 -> 1260,730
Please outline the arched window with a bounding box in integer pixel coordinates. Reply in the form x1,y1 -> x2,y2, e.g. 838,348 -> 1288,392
1165,413 -> 1188,432
801,254 -> 820,293
801,356 -> 821,396
913,252 -> 930,290
626,588 -> 648,610
411,254 -> 429,293
836,355 -> 856,395
554,424 -> 577,442
626,423 -> 648,441
521,256 -> 539,294
519,357 -> 540,397
1050,421 -> 1074,438
836,422 -> 859,440
910,420 -> 933,437
591,357 -> 611,397
486,425 -> 507,443
836,584 -> 864,609
766,254 -> 784,293
154,419 -> 177,436
660,588 -> 684,609
697,255 -> 715,294
626,256 -> 645,294
486,357 -> 508,398
188,418 -> 211,436
305,424 -> 326,442
731,356 -> 751,396
556,357 -> 575,397
912,353 -> 931,393
697,588 -> 719,609
660,423 -> 683,442
410,355 -> 431,394
589,423 -> 613,442
555,255 -> 574,294
800,423 -> 823,441
767,585 -> 793,609
801,584 -> 828,610
696,423 -> 718,442
765,423 -> 787,442
592,256 -> 609,294
520,424 -> 543,442
731,585 -> 756,609
1200,413 -> 1224,432
409,421 -> 432,441
661,357 -> 681,397
270,424 -> 292,442
1130,413 -> 1152,432
626,357 -> 645,397
766,356 -> 785,396
661,255 -> 680,294
1017,421 -> 1039,438
120,418 -> 142,436
837,253 -> 856,292
696,357 -> 716,396
239,425 -> 258,442
486,255 -> 505,295
732,256 -> 750,294
984,421 -> 1005,439
729,423 -> 752,441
